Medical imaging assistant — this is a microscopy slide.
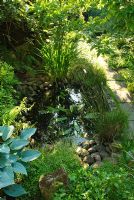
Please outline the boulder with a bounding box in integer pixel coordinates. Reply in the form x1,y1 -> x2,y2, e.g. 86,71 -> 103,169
92,161 -> 102,169
76,147 -> 88,157
88,146 -> 97,154
39,168 -> 68,200
83,163 -> 89,169
82,141 -> 91,150
91,153 -> 101,162
83,155 -> 94,165
99,151 -> 109,159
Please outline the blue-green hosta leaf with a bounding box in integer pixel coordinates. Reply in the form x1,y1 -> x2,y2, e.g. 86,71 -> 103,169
0,154 -> 10,168
10,139 -> 29,150
20,128 -> 36,140
5,138 -> 13,145
12,162 -> 27,175
9,154 -> 18,164
0,126 -> 14,141
0,167 -> 14,189
0,144 -> 10,153
21,150 -> 41,162
3,184 -> 26,197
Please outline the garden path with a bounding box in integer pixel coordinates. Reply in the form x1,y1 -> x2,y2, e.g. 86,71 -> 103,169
78,40 -> 134,138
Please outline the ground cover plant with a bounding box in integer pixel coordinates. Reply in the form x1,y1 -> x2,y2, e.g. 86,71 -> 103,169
0,0 -> 134,199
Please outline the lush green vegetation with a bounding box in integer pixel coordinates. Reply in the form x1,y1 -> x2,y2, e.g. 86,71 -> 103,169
0,0 -> 133,199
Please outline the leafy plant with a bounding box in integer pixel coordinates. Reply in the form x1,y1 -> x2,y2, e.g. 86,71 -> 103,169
0,126 -> 41,198
68,58 -> 108,112
54,162 -> 134,200
17,141 -> 81,200
0,61 -> 18,123
95,109 -> 128,142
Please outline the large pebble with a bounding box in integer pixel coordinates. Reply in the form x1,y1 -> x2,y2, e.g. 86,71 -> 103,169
92,161 -> 102,169
83,155 -> 94,165
91,153 -> 101,162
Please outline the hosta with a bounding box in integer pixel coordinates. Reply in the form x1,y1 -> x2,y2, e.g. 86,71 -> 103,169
0,126 -> 41,198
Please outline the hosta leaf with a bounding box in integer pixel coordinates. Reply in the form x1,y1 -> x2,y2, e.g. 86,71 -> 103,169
0,126 -> 14,141
12,162 -> 27,175
0,167 -> 14,189
0,144 -> 10,154
20,128 -> 36,140
9,154 -> 18,164
10,139 -> 29,150
3,184 -> 26,197
0,154 -> 10,168
21,150 -> 41,162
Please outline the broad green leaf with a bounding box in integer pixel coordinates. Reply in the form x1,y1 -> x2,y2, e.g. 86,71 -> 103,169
0,167 -> 14,189
3,184 -> 26,197
9,154 -> 18,164
21,150 -> 41,162
12,162 -> 27,175
0,144 -> 10,154
20,128 -> 36,140
10,139 -> 29,150
0,154 -> 9,168
0,126 -> 14,141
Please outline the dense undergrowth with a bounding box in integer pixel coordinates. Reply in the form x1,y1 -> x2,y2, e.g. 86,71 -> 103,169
0,0 -> 134,199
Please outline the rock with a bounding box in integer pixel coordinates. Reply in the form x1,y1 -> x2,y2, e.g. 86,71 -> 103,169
100,151 -> 109,159
92,161 -> 102,169
81,141 -> 91,150
105,146 -> 111,154
76,147 -> 88,157
39,168 -> 68,200
88,146 -> 97,154
88,139 -> 96,146
103,156 -> 117,164
83,133 -> 89,139
83,155 -> 94,165
91,153 -> 101,162
95,144 -> 106,152
83,163 -> 89,169
44,82 -> 49,87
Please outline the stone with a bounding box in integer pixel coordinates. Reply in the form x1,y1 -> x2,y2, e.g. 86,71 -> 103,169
83,133 -> 89,139
91,153 -> 101,162
83,155 -> 94,165
39,168 -> 68,200
92,161 -> 102,169
88,146 -> 97,154
105,146 -> 111,154
81,141 -> 91,150
76,147 -> 88,157
94,144 -> 106,152
83,163 -> 89,169
88,139 -> 96,146
99,151 -> 109,159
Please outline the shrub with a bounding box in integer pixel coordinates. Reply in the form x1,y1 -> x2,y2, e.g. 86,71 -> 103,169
95,110 -> 128,142
17,142 -> 81,200
0,61 -> 18,123
0,126 -> 41,198
54,162 -> 134,200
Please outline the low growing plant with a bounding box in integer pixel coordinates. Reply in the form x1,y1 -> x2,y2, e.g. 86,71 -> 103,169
0,126 -> 41,198
54,162 -> 134,200
17,142 -> 81,200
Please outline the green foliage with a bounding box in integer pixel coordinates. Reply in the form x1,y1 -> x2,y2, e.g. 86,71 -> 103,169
54,163 -> 134,200
0,61 -> 18,123
18,142 -> 81,200
41,31 -> 78,81
95,110 -> 128,142
68,58 -> 108,112
0,126 -> 41,198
